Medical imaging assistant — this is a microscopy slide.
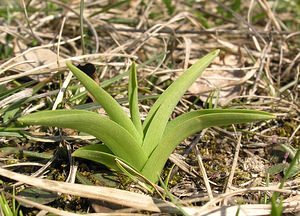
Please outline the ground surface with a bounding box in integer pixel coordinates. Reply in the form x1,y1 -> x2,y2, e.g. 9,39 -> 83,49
0,0 -> 300,215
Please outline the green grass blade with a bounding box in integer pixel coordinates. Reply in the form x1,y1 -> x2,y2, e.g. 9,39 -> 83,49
142,109 -> 275,182
0,80 -> 35,101
66,61 -> 141,143
72,144 -> 123,171
0,192 -> 13,216
128,62 -> 143,138
142,50 -> 220,156
158,177 -> 189,216
89,0 -> 129,17
18,110 -> 147,170
281,147 -> 300,186
12,187 -> 16,215
80,0 -> 85,55
271,147 -> 300,211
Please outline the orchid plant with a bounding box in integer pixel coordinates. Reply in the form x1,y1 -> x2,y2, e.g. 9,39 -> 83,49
18,50 -> 274,183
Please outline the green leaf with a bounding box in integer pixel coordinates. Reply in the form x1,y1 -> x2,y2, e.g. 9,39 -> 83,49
162,0 -> 175,15
76,172 -> 94,185
271,195 -> 283,216
17,188 -> 58,206
66,61 -> 142,143
267,163 -> 288,175
282,147 -> 300,180
142,50 -> 220,156
0,192 -> 13,216
278,144 -> 300,178
91,172 -> 119,188
18,110 -> 147,170
280,144 -> 296,159
0,147 -> 52,159
0,80 -> 35,101
89,0 -> 129,17
128,62 -> 143,138
141,109 -> 275,182
72,144 -> 123,171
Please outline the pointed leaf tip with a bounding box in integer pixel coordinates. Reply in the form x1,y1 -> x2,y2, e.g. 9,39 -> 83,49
65,60 -> 142,143
142,49 -> 220,156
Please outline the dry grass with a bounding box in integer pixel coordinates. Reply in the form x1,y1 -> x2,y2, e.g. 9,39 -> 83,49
0,0 -> 299,215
